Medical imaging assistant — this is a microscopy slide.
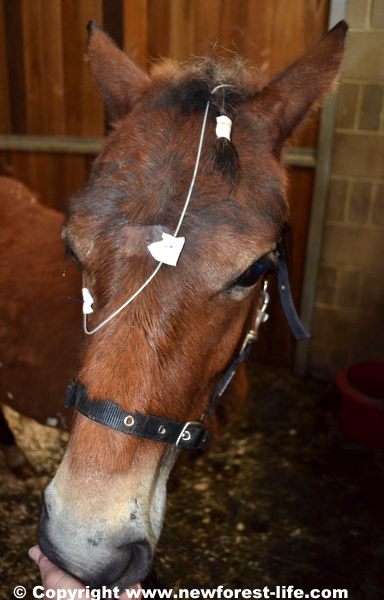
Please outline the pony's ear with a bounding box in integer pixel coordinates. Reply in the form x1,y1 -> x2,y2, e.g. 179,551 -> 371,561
86,21 -> 150,122
256,21 -> 348,151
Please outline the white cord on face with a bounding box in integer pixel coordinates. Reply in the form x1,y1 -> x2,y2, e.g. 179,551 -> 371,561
83,261 -> 162,335
83,100 -> 211,335
173,100 -> 210,238
211,84 -> 233,94
211,84 -> 233,142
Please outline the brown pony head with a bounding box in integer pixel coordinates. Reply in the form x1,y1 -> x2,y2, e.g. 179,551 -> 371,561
39,21 -> 347,591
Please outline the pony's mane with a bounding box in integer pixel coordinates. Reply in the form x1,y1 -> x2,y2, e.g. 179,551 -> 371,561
145,56 -> 265,183
149,55 -> 264,115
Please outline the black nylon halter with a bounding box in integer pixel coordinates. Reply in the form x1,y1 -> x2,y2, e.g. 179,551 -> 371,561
65,381 -> 209,451
65,245 -> 309,452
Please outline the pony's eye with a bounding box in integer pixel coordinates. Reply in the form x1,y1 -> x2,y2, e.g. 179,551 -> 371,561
235,260 -> 268,288
234,255 -> 275,289
65,244 -> 81,270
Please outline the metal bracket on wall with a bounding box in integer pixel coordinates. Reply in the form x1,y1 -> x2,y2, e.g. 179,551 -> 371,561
0,135 -> 103,155
293,0 -> 348,377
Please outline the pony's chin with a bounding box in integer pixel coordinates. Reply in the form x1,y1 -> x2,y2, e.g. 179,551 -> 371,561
89,583 -> 143,597
110,582 -> 142,598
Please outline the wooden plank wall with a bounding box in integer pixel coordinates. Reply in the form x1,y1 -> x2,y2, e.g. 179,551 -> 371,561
0,0 -> 103,210
0,0 -> 330,365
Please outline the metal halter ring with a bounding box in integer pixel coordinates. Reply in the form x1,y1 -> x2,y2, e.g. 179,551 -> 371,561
176,421 -> 200,448
255,278 -> 270,329
124,415 -> 135,427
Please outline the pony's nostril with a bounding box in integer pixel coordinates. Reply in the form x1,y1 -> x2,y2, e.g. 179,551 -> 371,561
38,489 -> 152,589
41,494 -> 50,519
119,540 -> 152,586
38,498 -> 54,557
83,541 -> 152,589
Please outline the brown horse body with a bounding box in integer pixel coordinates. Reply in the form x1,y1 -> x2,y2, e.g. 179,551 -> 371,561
0,176 -> 82,467
4,20 -> 347,592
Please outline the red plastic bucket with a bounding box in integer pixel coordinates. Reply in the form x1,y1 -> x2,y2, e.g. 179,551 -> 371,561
337,362 -> 384,448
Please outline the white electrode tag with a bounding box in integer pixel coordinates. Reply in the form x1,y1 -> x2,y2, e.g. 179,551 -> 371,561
82,287 -> 94,314
148,233 -> 185,266
216,115 -> 232,141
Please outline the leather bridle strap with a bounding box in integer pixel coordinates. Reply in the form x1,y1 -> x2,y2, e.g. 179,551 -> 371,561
276,243 -> 310,342
202,333 -> 254,423
65,380 -> 210,451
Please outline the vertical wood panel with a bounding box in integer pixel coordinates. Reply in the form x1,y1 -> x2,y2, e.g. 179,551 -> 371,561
0,0 -> 11,133
103,0 -> 123,49
147,0 -> 170,59
0,1 -> 332,138
22,0 -> 65,135
219,0 -> 248,54
169,0 -> 196,61
303,0 -> 330,51
41,0 -> 66,135
194,0 -> 221,55
61,154 -> 94,205
62,0 -> 85,136
123,0 -> 148,69
8,151 -> 32,195
27,153 -> 59,208
22,0 -> 46,134
287,168 -> 315,300
79,0 -> 104,136
0,151 -> 12,177
0,0 -> 104,209
3,0 -> 27,133
245,0 -> 329,77
270,0 -> 305,74
244,0 -> 276,77
62,0 -> 103,137
7,152 -> 93,211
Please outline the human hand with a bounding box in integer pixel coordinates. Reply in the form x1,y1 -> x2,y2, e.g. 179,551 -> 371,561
29,546 -> 142,599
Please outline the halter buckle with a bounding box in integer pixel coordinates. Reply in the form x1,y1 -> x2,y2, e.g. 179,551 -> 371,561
256,279 -> 270,329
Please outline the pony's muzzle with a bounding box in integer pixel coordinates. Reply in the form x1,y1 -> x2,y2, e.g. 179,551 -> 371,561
38,493 -> 153,590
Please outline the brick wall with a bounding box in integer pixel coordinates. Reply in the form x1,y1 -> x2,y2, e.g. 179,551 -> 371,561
310,0 -> 384,378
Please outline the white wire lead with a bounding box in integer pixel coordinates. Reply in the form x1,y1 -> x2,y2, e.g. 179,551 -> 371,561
84,100 -> 211,335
